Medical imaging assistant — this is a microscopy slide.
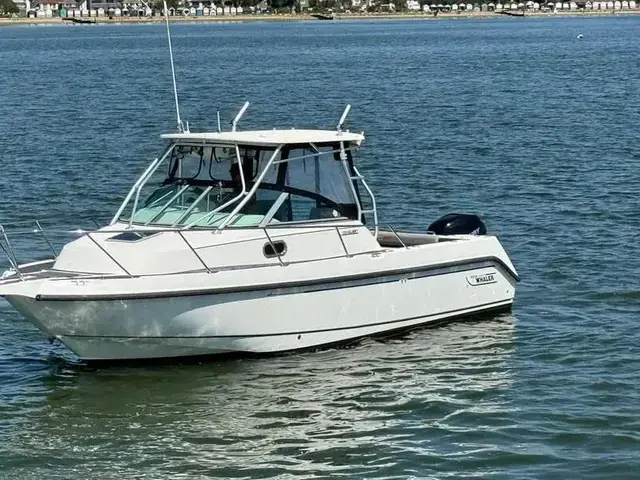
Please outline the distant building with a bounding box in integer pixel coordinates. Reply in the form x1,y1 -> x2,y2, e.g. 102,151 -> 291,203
34,0 -> 89,10
13,0 -> 32,14
35,0 -> 60,11
90,1 -> 119,10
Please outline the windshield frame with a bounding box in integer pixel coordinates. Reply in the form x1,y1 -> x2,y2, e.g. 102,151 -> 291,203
112,140 -> 363,230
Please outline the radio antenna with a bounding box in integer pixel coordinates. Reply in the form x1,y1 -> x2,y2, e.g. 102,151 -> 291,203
163,1 -> 186,133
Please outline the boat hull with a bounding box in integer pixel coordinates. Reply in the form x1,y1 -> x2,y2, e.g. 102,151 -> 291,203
5,262 -> 516,360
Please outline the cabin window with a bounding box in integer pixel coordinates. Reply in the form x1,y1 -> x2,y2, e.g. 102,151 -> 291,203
165,145 -> 266,184
108,231 -> 160,242
282,146 -> 358,221
285,147 -> 354,204
119,145 -> 281,227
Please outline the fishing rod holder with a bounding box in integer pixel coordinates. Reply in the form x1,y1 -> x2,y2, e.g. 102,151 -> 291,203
337,104 -> 351,133
232,101 -> 250,132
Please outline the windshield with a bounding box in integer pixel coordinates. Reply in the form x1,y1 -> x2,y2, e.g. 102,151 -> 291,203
118,143 -> 360,228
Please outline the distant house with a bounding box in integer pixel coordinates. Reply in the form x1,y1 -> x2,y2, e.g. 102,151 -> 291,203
35,0 -> 89,11
34,0 -> 57,9
90,1 -> 118,10
13,0 -> 31,14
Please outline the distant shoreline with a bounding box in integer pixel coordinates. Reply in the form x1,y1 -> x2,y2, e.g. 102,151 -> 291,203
1,9 -> 639,27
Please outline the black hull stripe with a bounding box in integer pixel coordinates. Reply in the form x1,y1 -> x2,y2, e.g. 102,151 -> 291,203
36,256 -> 518,302
61,299 -> 512,339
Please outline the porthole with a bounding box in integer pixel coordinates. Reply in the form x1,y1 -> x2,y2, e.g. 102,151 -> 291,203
263,240 -> 287,258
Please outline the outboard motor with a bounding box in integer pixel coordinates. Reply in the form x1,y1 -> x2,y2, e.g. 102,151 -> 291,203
427,213 -> 487,235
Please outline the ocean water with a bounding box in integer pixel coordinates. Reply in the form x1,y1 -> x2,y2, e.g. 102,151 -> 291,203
0,15 -> 639,479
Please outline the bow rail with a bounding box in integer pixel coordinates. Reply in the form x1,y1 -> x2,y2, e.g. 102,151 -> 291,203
0,220 -> 415,283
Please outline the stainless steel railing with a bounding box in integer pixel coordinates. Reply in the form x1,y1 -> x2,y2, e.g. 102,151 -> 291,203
0,220 -> 412,282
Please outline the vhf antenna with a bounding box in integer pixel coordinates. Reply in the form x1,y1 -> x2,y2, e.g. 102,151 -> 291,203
163,1 -> 187,133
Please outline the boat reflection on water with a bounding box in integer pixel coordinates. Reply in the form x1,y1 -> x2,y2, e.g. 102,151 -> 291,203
5,314 -> 517,478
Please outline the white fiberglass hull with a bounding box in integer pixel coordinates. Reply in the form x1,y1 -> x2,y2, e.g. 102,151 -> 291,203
4,260 -> 516,361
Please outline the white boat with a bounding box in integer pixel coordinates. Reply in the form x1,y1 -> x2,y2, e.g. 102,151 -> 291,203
0,7 -> 518,361
0,104 -> 518,361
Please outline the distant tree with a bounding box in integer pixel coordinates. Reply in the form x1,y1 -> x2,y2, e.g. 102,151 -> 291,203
152,0 -> 180,10
0,0 -> 19,15
236,0 -> 263,7
268,0 -> 296,10
311,0 -> 337,9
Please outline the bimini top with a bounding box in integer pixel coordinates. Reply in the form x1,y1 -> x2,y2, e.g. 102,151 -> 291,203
160,129 -> 365,147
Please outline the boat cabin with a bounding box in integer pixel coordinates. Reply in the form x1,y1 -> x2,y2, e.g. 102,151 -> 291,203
112,129 -> 376,232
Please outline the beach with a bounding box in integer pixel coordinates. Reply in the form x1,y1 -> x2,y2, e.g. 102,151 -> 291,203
1,8 -> 639,26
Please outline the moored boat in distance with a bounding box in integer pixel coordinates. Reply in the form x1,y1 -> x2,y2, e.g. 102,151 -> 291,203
61,16 -> 97,24
311,13 -> 336,20
0,103 -> 518,361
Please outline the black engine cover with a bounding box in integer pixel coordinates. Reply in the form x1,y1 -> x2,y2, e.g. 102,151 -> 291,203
427,213 -> 487,235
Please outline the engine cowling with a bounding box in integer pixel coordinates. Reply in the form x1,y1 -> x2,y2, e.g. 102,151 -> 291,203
427,213 -> 487,235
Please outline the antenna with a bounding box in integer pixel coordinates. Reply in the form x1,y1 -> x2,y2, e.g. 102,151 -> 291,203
217,110 -> 221,133
231,101 -> 250,132
163,1 -> 186,133
337,104 -> 351,133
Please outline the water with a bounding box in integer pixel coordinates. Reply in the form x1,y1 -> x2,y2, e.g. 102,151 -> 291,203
1,16 -> 639,478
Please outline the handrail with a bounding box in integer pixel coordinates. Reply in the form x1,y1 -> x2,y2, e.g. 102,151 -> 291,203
0,226 -> 21,275
34,221 -> 57,258
0,221 -> 431,236
0,222 -> 433,237
351,164 -> 379,238
0,220 -> 429,282
388,225 -> 408,249
0,240 -> 24,281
